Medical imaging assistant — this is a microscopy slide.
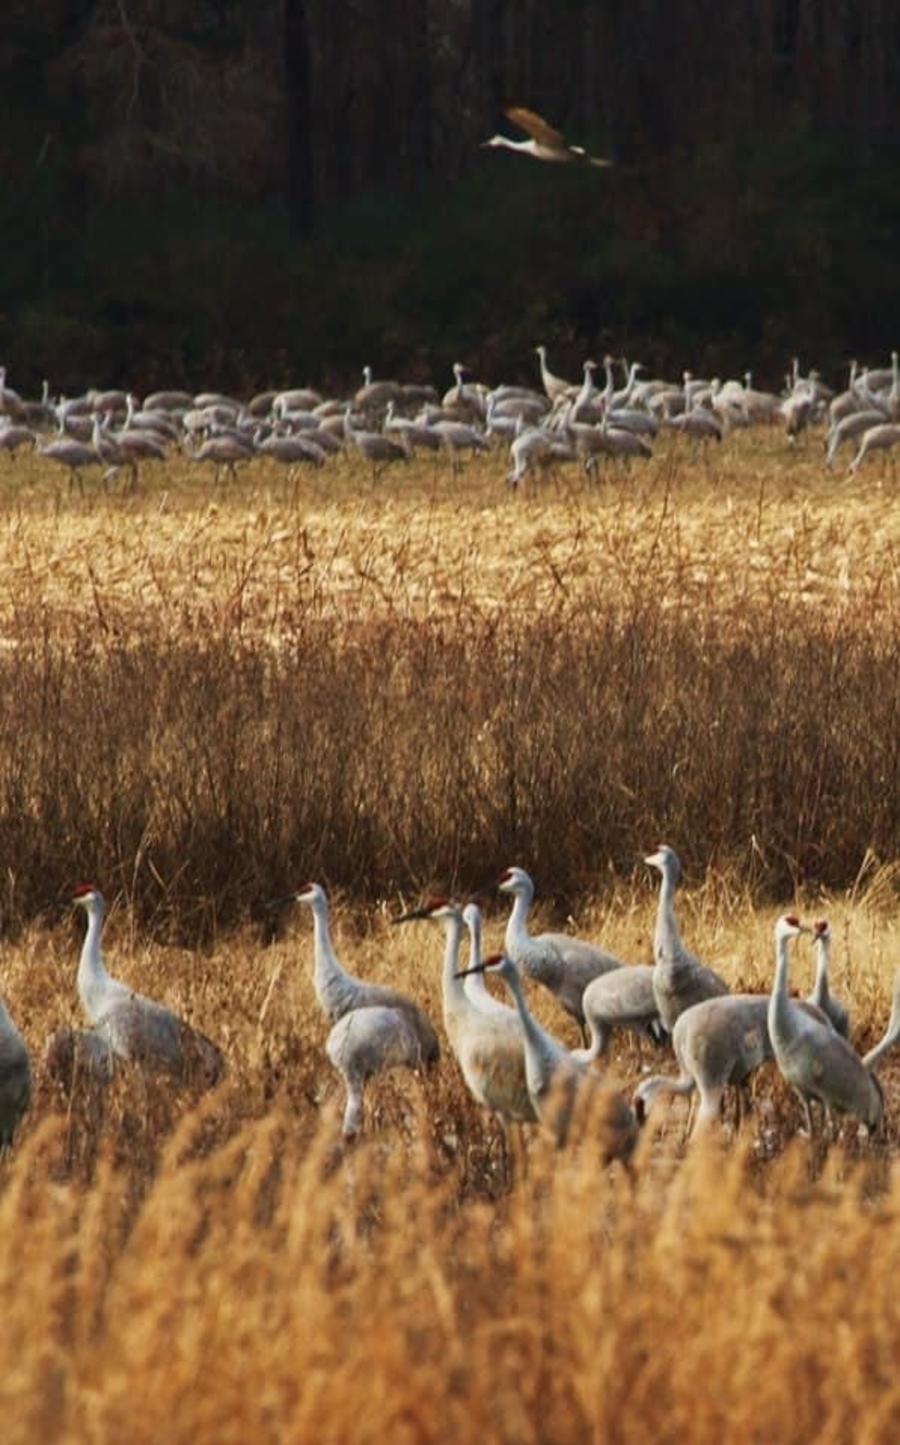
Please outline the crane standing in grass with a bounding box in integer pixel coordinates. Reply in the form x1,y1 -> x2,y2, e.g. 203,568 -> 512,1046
497,866 -> 623,1042
393,899 -> 537,1124
276,882 -> 439,1139
635,915 -> 810,1136
768,917 -> 900,1136
71,885 -> 224,1085
644,846 -> 729,1030
455,951 -> 637,1161
279,882 -> 440,1061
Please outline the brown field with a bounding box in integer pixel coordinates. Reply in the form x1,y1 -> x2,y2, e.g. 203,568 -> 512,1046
3,432 -> 900,1440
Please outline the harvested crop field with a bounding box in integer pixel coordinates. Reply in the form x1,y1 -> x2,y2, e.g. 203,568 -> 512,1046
3,433 -> 900,1442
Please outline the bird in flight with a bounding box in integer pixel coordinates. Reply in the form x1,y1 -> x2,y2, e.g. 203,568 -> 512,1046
482,106 -> 612,167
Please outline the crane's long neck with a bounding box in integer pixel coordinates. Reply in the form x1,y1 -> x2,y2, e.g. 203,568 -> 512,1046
78,904 -> 115,1022
310,900 -> 359,1018
602,359 -> 615,413
863,967 -> 900,1072
440,914 -> 470,1028
463,914 -> 491,1009
504,887 -> 534,957
501,965 -> 551,1059
768,933 -> 795,1048
653,865 -> 683,965
810,939 -> 831,1008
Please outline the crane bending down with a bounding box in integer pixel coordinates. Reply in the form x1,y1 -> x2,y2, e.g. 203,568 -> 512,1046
497,866 -> 622,1042
279,882 -> 439,1063
325,1006 -> 430,1139
393,899 -> 537,1124
72,885 -> 225,1085
482,107 -> 612,168
456,952 -> 637,1161
769,918 -> 900,1136
0,994 -> 31,1146
644,846 -> 729,1030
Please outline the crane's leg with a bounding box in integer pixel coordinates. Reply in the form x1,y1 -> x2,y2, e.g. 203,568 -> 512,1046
794,1088 -> 815,1139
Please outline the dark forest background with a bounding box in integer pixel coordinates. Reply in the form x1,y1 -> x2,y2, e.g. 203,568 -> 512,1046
3,0 -> 900,395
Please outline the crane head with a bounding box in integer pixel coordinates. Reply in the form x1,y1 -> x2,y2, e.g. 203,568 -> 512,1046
643,846 -> 680,880
497,866 -> 533,896
293,882 -> 326,906
454,951 -> 512,981
812,919 -> 831,942
775,914 -> 810,942
72,883 -> 104,910
393,896 -> 457,924
461,900 -> 482,929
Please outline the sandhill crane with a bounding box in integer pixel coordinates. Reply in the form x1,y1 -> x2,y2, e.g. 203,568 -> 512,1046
384,403 -> 443,453
534,346 -> 575,404
92,415 -> 137,487
441,364 -> 487,423
0,995 -> 31,1146
848,422 -> 900,474
825,409 -> 886,468
72,886 -> 224,1084
343,412 -> 408,480
807,921 -> 850,1038
635,915 -> 809,1134
497,867 -> 622,1041
482,106 -> 612,167
455,952 -> 637,1159
461,902 -> 513,1019
506,425 -> 555,487
274,387 -> 322,414
255,434 -> 326,472
185,433 -> 253,482
44,1027 -> 114,1091
393,899 -> 536,1123
431,419 -> 490,461
579,964 -> 665,1061
325,1005 -> 432,1139
354,367 -> 403,414
279,883 -> 439,1062
768,917 -> 900,1135
0,424 -> 35,458
38,435 -> 99,487
644,846 -> 728,1031
665,405 -> 723,443
144,390 -> 194,412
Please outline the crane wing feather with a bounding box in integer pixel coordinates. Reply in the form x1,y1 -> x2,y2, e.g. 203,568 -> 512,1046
504,106 -> 565,148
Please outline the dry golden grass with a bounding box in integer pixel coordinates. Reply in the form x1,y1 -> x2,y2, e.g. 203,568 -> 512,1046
3,431 -> 900,1439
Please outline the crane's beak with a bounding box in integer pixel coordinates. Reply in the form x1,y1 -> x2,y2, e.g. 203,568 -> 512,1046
392,907 -> 432,925
453,964 -> 487,979
266,894 -> 297,911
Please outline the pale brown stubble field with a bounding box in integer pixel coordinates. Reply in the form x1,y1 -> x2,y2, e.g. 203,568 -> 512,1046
3,430 -> 900,1442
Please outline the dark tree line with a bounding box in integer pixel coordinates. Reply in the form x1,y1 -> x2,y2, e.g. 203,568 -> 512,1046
2,0 -> 900,390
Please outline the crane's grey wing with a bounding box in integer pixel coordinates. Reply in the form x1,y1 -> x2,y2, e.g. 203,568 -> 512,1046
45,1028 -> 114,1090
96,994 -> 224,1084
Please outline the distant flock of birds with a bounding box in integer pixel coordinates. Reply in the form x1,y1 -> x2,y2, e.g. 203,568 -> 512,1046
1,850 -> 898,1166
2,347 -> 900,495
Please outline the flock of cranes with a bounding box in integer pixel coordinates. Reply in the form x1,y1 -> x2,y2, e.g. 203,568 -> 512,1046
2,348 -> 900,494
2,851 -> 898,1163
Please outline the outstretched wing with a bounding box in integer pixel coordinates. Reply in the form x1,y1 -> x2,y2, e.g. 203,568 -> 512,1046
504,106 -> 564,149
